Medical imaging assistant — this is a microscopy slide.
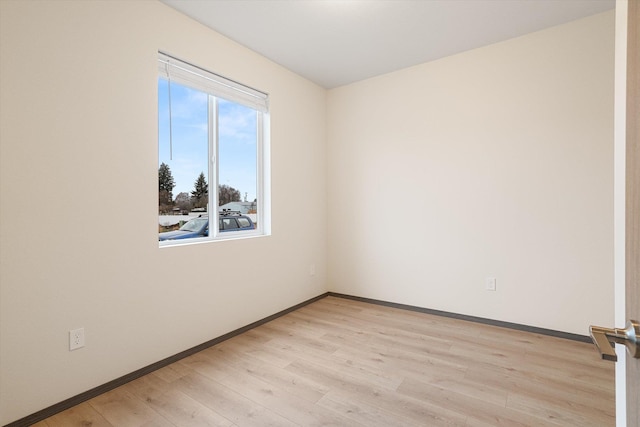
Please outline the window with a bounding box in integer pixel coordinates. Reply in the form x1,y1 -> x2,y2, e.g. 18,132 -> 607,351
157,52 -> 269,245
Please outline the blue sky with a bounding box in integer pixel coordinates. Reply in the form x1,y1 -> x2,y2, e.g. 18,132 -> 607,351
158,78 -> 258,204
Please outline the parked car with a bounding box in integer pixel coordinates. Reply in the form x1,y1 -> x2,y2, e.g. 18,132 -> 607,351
219,210 -> 255,232
158,211 -> 254,241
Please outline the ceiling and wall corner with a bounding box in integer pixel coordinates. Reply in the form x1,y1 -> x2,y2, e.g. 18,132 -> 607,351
160,0 -> 614,88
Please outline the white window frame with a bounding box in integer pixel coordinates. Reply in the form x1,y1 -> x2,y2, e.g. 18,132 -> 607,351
158,52 -> 270,246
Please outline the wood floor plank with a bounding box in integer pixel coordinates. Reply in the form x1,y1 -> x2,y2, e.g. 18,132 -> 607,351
199,358 -> 363,426
88,388 -> 174,427
506,390 -> 614,426
136,387 -> 234,427
198,341 -> 331,404
39,402 -> 113,427
397,377 -> 555,427
328,341 -> 468,386
267,337 -> 405,391
152,360 -> 195,383
174,372 -> 298,427
38,296 -> 614,426
285,358 -> 469,426
316,391 -> 419,427
464,361 -> 615,414
215,329 -> 298,369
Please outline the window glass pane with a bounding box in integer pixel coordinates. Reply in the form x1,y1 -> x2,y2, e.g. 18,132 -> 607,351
237,217 -> 251,228
158,78 -> 209,242
222,218 -> 239,230
218,99 -> 258,230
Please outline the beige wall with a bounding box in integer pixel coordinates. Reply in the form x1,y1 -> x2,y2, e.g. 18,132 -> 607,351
0,1 -> 615,423
0,1 -> 327,423
327,11 -> 614,336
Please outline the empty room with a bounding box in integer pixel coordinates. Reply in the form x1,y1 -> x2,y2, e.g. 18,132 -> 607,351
1,0 -> 638,426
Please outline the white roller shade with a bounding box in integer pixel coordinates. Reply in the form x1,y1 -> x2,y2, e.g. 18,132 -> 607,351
158,52 -> 269,113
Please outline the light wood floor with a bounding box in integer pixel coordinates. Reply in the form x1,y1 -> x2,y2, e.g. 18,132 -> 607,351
35,296 -> 615,426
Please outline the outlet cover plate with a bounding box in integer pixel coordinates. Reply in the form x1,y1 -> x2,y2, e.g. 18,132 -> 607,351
70,328 -> 85,351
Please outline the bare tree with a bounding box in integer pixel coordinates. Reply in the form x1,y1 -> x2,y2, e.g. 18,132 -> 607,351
174,192 -> 191,213
219,184 -> 241,206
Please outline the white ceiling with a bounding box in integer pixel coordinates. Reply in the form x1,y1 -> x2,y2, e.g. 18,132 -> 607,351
160,0 -> 614,89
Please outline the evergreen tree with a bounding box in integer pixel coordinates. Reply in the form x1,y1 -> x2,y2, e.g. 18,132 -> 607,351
158,162 -> 175,209
191,172 -> 208,209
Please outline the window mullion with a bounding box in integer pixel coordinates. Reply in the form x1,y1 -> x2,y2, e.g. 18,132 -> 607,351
209,95 -> 218,237
256,111 -> 263,234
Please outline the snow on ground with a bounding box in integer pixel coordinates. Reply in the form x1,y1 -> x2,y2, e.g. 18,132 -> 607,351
159,214 -> 201,226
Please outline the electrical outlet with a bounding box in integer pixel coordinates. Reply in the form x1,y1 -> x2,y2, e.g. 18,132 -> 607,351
69,327 -> 85,351
309,264 -> 316,276
486,277 -> 497,291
